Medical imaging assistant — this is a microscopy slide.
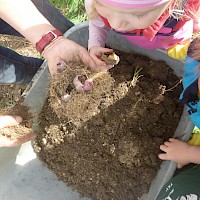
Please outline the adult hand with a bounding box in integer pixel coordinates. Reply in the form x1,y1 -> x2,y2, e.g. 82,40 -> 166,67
0,115 -> 37,147
89,46 -> 114,71
158,138 -> 192,168
42,36 -> 97,74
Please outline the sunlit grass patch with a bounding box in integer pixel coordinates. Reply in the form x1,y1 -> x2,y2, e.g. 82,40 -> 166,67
50,0 -> 87,24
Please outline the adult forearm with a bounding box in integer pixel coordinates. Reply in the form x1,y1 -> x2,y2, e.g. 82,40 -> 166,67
0,0 -> 56,45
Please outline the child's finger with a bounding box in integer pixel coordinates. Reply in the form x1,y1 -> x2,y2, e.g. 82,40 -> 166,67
164,141 -> 171,147
91,55 -> 108,66
168,138 -> 177,142
100,48 -> 114,53
160,144 -> 168,152
158,153 -> 168,160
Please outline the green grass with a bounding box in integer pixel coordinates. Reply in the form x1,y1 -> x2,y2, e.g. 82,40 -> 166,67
50,0 -> 87,24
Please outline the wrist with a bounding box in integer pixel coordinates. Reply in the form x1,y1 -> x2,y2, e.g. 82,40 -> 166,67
36,29 -> 63,54
41,36 -> 66,59
187,145 -> 200,164
186,145 -> 193,163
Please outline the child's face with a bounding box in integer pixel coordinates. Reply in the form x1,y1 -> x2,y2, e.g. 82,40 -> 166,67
94,0 -> 171,31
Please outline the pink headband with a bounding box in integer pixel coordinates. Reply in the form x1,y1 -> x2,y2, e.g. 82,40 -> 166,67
101,0 -> 170,8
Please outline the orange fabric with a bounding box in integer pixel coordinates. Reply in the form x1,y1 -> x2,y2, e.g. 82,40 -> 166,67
143,8 -> 170,41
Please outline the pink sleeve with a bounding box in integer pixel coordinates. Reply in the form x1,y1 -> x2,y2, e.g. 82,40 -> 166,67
85,0 -> 110,50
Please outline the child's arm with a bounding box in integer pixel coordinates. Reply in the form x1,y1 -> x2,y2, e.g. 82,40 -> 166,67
88,17 -> 110,50
158,138 -> 200,168
88,17 -> 114,69
85,0 -> 114,70
85,0 -> 110,49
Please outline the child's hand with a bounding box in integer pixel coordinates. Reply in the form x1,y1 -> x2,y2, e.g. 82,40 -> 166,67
158,138 -> 191,168
89,46 -> 114,71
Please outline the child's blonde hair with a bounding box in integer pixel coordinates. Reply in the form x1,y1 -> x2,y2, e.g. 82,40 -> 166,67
89,0 -> 99,20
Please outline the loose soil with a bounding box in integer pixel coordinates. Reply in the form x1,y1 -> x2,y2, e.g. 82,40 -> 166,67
33,51 -> 183,200
0,35 -> 38,112
0,101 -> 34,139
0,35 -> 38,139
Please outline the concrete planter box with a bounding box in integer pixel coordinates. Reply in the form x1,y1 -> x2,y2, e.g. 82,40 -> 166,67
0,22 -> 194,200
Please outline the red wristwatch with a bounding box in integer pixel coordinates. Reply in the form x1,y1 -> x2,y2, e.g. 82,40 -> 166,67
36,29 -> 63,54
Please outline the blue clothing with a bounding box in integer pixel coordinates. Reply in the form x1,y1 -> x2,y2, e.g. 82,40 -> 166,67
179,56 -> 200,128
0,0 -> 74,84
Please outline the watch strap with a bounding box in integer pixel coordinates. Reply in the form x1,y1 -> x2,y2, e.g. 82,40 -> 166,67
36,29 -> 63,53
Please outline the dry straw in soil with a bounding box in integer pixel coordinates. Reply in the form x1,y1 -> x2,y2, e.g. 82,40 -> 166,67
49,64 -> 117,127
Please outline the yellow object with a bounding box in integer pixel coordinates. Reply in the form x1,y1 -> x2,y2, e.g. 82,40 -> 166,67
188,132 -> 200,146
108,54 -> 115,60
168,41 -> 191,60
102,52 -> 120,65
